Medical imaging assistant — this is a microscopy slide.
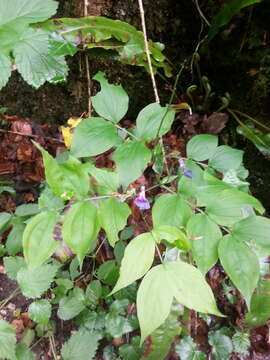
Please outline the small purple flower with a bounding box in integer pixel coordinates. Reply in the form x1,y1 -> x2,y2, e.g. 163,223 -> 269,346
134,186 -> 150,210
179,158 -> 193,179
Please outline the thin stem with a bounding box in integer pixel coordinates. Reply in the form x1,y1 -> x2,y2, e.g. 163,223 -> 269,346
114,123 -> 139,141
138,0 -> 160,103
0,288 -> 20,310
49,335 -> 58,360
155,243 -> 164,264
84,0 -> 92,116
0,129 -> 64,144
232,109 -> 270,132
193,0 -> 210,27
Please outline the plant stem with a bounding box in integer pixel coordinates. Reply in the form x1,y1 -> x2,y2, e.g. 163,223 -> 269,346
49,335 -> 58,360
114,123 -> 139,141
0,288 -> 20,310
232,109 -> 270,132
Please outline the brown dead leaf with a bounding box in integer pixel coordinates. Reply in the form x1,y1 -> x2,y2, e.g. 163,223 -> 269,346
203,112 -> 229,135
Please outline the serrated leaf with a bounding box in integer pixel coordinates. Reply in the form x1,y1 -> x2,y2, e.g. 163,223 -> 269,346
119,336 -> 144,360
114,140 -> 152,189
152,194 -> 191,228
99,198 -> 131,246
187,135 -> 218,161
62,201 -> 100,264
4,256 -> 26,280
232,216 -> 270,255
71,117 -> 120,157
58,287 -> 86,320
17,263 -> 58,298
187,214 -> 222,274
22,211 -> 59,267
13,28 -> 68,88
92,71 -> 129,123
0,212 -> 12,233
232,330 -> 250,355
135,103 -> 175,140
35,142 -> 90,199
209,145 -> 243,174
0,53 -> 11,89
6,221 -> 25,255
61,330 -> 99,360
175,336 -> 206,360
209,330 -> 233,360
111,232 -> 155,294
0,319 -> 16,360
28,299 -> 52,325
218,234 -> 259,308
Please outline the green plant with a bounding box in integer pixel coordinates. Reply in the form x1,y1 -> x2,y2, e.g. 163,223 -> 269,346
1,72 -> 270,359
0,0 -> 171,90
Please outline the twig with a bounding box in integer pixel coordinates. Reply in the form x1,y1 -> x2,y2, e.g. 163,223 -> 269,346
84,0 -> 92,116
0,128 -> 64,143
193,0 -> 210,27
137,0 -> 160,103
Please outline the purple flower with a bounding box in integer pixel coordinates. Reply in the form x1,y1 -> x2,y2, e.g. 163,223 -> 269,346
179,158 -> 193,179
134,186 -> 150,210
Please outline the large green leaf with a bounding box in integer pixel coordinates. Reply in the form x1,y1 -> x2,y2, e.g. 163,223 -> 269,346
209,145 -> 243,174
114,140 -> 152,189
87,165 -> 119,194
218,234 -> 259,308
152,225 -> 190,251
71,117 -> 120,157
28,299 -> 52,325
61,330 -> 100,360
13,28 -> 68,88
232,216 -> 270,255
209,330 -> 233,360
237,122 -> 270,156
178,159 -> 205,200
35,142 -> 90,199
0,0 -> 58,27
245,292 -> 270,326
0,319 -> 16,360
152,194 -> 191,228
186,134 -> 218,161
187,214 -> 222,274
137,261 -> 222,343
62,201 -> 100,264
17,263 -> 58,298
23,211 -> 59,267
135,103 -> 175,140
207,0 -> 263,42
92,71 -> 129,123
205,189 -> 264,226
0,53 -> 11,89
99,198 -> 131,246
111,232 -> 155,295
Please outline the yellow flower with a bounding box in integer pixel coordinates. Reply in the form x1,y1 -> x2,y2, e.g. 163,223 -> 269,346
60,117 -> 82,149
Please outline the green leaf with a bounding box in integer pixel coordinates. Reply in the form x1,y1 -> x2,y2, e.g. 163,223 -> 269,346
232,216 -> 270,255
207,0 -> 262,42
97,260 -> 119,285
61,330 -> 99,360
71,117 -> 120,157
38,186 -> 65,211
187,214 -> 222,274
22,211 -> 59,267
245,292 -> 270,326
58,287 -> 86,320
218,234 -> 259,308
205,189 -> 264,226
0,53 -> 11,89
141,305 -> 182,360
15,343 -> 35,360
0,0 -> 58,27
15,204 -> 40,217
152,225 -> 190,251
209,145 -> 243,173
209,330 -> 233,360
4,256 -> 26,280
13,28 -> 68,88
178,160 -> 205,200
187,135 -> 218,161
35,143 -> 90,199
99,198 -> 131,247
232,330 -> 250,355
114,140 -> 152,189
17,263 -> 58,298
105,313 -> 138,338
0,319 -> 16,360
237,122 -> 270,156
87,165 -> 119,194
0,212 -> 12,233
135,103 -> 175,140
28,299 -> 52,325
51,278 -> 73,304
119,336 -> 144,360
6,221 -> 25,255
137,261 -> 222,343
175,336 -> 206,360
92,71 -> 129,123
62,201 -> 100,264
152,194 -> 191,228
111,232 -> 155,294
